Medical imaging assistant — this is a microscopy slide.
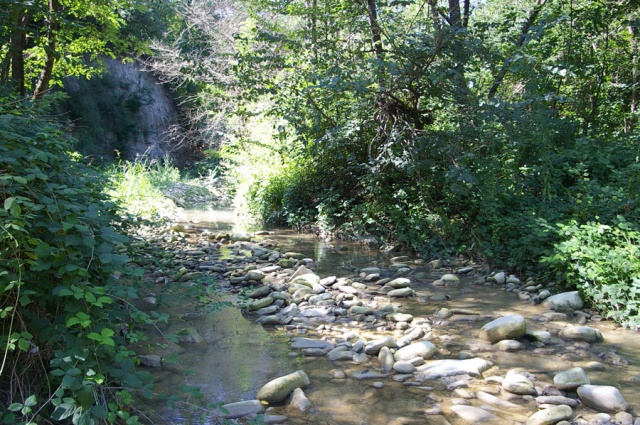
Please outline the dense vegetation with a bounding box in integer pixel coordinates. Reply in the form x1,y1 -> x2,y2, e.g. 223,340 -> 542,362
147,0 -> 640,326
2,0 -> 640,423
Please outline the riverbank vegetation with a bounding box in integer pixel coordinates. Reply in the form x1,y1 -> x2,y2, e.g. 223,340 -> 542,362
2,0 -> 640,422
147,0 -> 640,326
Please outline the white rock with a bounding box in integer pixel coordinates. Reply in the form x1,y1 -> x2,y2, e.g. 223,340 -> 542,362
577,385 -> 630,413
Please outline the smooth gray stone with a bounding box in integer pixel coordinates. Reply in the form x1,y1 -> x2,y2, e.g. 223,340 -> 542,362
218,400 -> 265,419
479,314 -> 526,343
526,405 -> 573,425
450,405 -> 508,424
416,358 -> 493,380
257,370 -> 310,403
577,384 -> 630,412
291,337 -> 335,350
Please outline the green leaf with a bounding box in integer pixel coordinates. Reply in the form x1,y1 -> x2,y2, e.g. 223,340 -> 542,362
24,395 -> 37,407
8,403 -> 23,412
51,403 -> 76,420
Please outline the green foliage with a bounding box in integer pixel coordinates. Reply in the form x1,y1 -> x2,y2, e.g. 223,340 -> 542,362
103,156 -> 182,219
0,99 -> 162,424
146,0 -> 640,325
541,218 -> 640,329
0,0 -> 164,97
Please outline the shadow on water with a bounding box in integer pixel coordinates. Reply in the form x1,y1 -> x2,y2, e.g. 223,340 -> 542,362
143,209 -> 640,425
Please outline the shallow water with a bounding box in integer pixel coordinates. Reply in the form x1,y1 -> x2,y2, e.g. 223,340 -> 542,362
145,209 -> 640,424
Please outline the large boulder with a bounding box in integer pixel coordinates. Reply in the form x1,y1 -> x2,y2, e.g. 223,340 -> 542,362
479,315 -> 527,343
257,370 -> 310,403
542,291 -> 584,312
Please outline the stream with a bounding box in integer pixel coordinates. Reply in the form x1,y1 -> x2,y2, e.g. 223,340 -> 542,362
139,209 -> 640,425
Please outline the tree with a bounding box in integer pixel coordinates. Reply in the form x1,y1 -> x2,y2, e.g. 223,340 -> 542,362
0,0 -> 153,98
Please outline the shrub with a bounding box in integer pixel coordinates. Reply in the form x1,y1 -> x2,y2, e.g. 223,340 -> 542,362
541,217 -> 640,329
0,101 -> 159,424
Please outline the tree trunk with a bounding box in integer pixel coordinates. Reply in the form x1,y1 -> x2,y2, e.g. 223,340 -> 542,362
365,0 -> 384,59
631,24 -> 638,116
34,0 -> 60,99
9,8 -> 29,97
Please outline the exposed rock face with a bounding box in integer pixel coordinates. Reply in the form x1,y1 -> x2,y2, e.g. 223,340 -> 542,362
64,58 -> 184,163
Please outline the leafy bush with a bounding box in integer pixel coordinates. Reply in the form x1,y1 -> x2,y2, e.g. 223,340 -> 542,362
541,218 -> 640,329
0,101 -> 160,424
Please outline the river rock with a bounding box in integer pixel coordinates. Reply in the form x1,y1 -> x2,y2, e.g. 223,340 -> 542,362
397,326 -> 425,347
476,391 -> 520,409
262,415 -> 288,424
257,315 -> 281,325
559,326 -> 603,342
328,348 -> 355,361
350,305 -> 373,315
291,337 -> 335,350
450,405 -> 507,424
495,339 -> 524,351
542,291 -> 584,312
479,314 -> 526,343
245,270 -> 265,281
248,296 -> 275,311
577,385 -> 630,412
291,273 -> 320,287
218,400 -> 265,419
503,370 -> 537,395
491,272 -> 506,284
526,405 -> 573,425
350,370 -> 387,380
553,367 -> 590,390
386,278 -> 411,289
387,313 -> 414,322
248,285 -> 272,298
440,273 -> 460,284
288,388 -> 310,412
255,305 -> 279,316
138,354 -> 162,368
394,341 -> 437,362
378,346 -> 395,372
364,336 -> 397,354
361,267 -> 382,275
393,361 -> 416,374
416,357 -> 493,380
387,287 -> 414,297
290,265 -> 313,279
535,396 -> 579,407
257,370 -> 310,403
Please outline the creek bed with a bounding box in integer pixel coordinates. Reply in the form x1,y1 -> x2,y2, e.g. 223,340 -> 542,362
138,209 -> 640,425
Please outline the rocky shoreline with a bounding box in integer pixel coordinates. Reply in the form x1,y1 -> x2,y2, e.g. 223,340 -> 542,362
131,220 -> 639,425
